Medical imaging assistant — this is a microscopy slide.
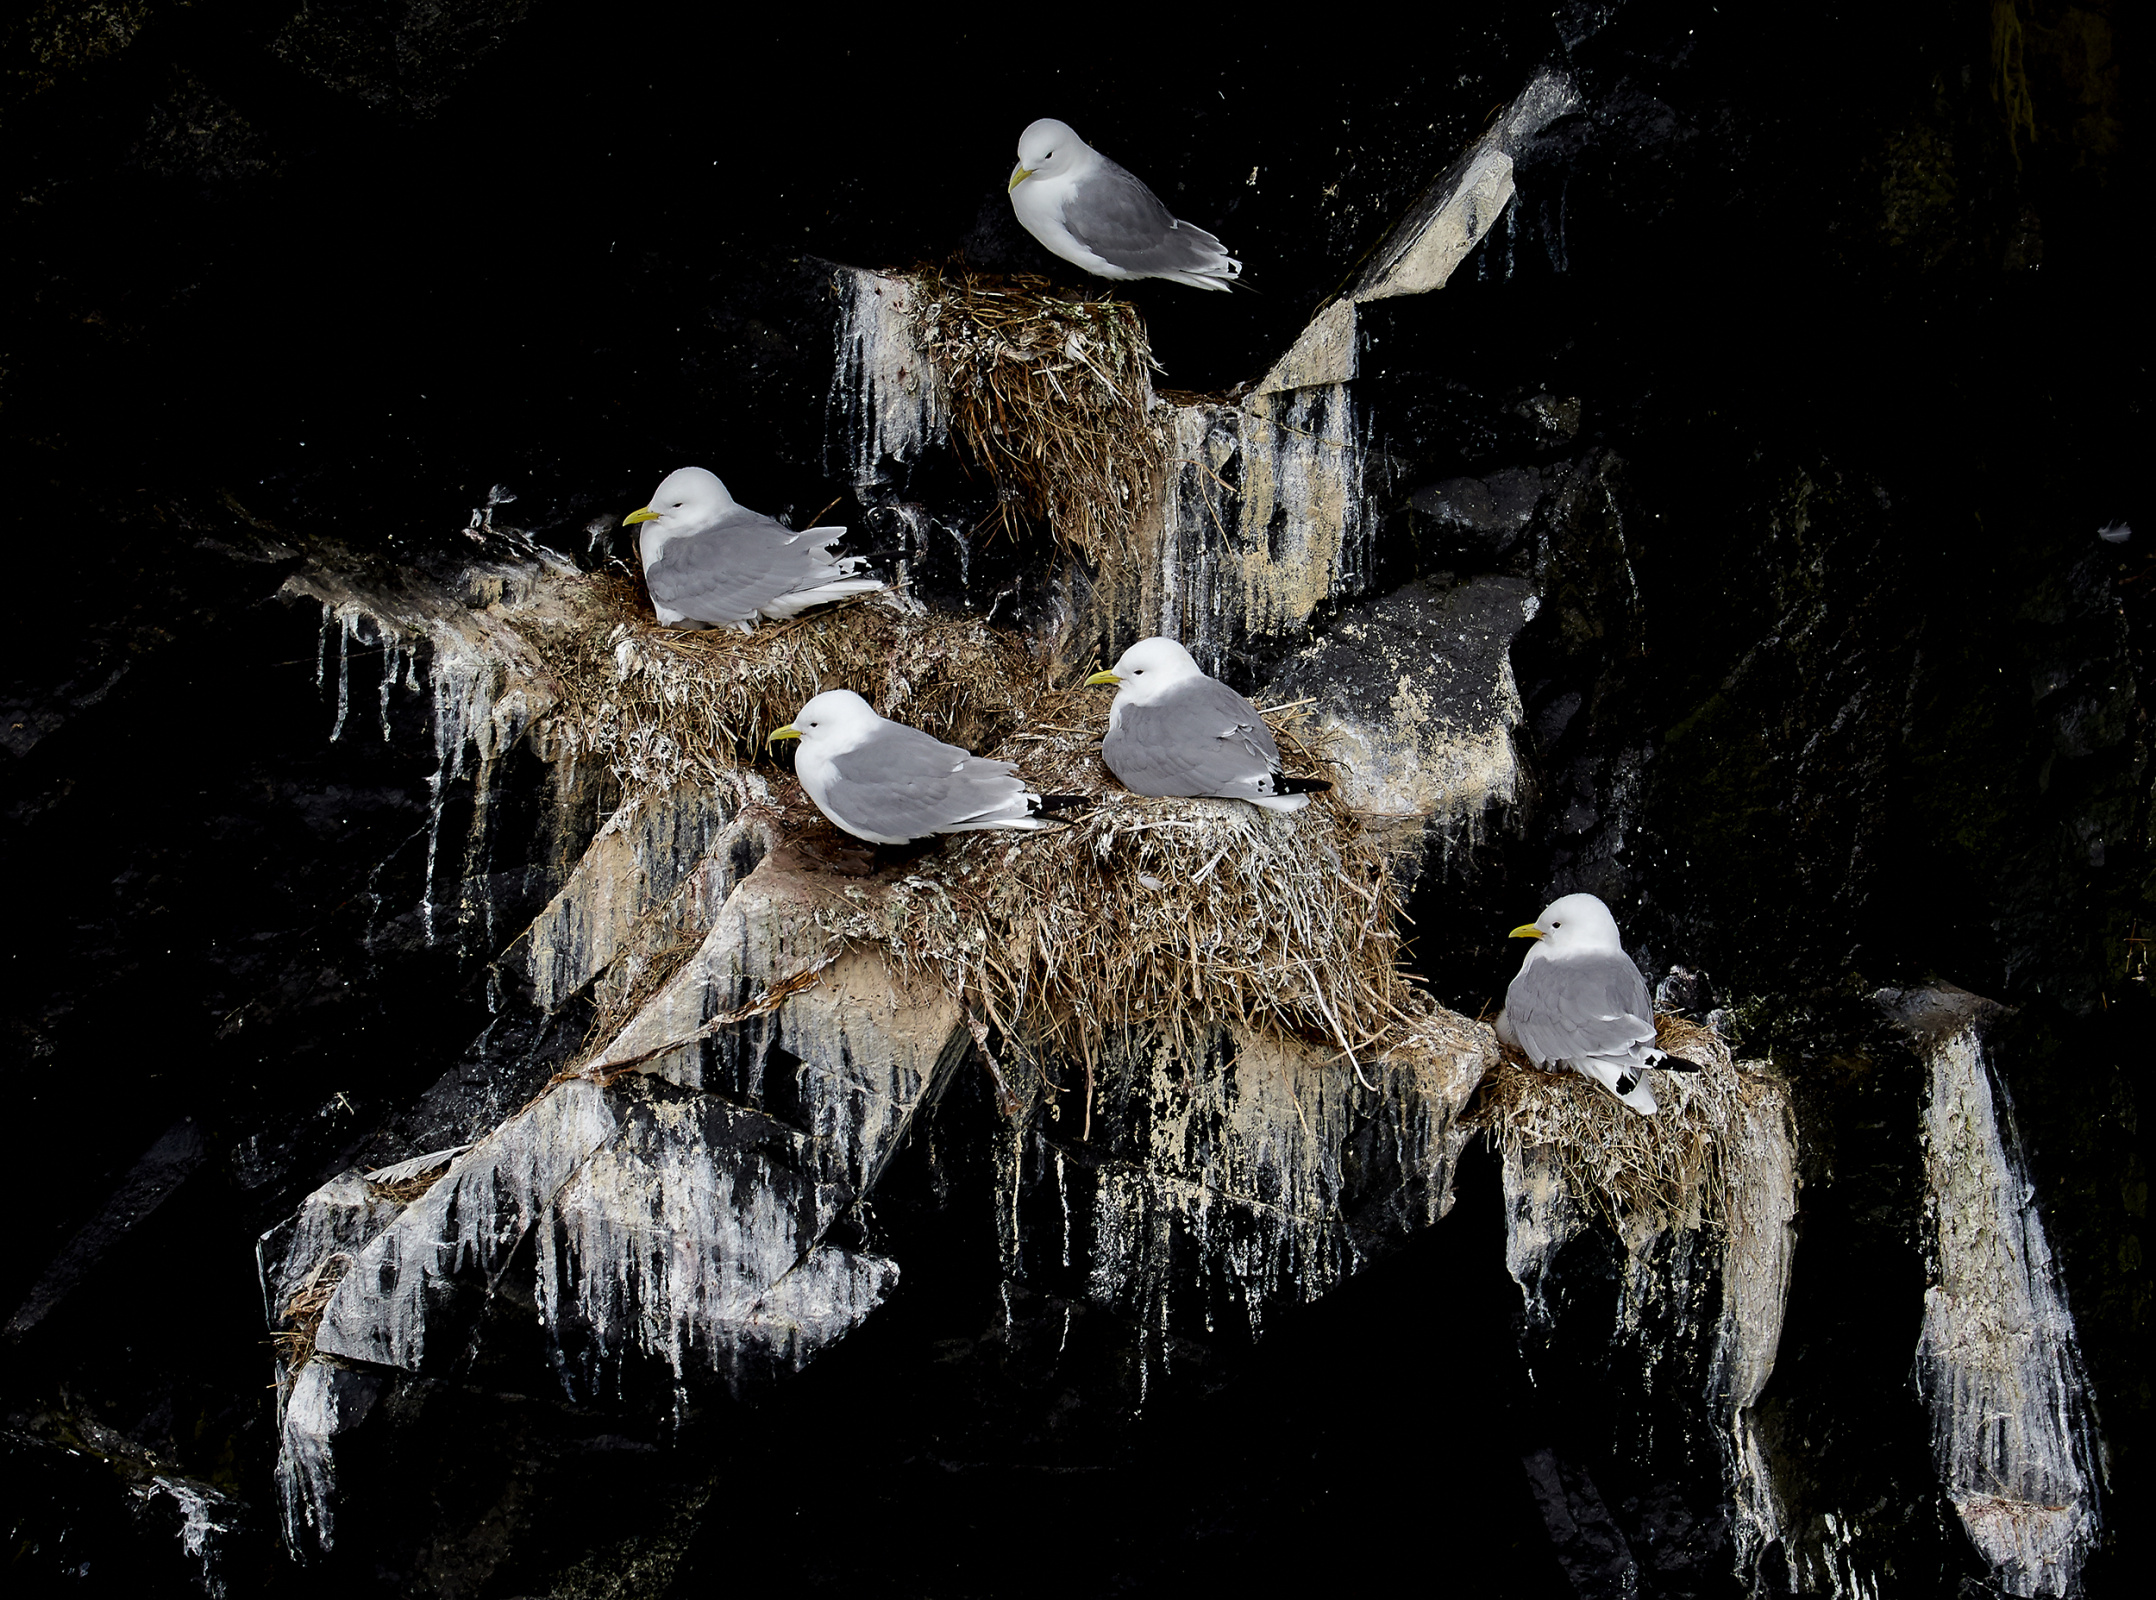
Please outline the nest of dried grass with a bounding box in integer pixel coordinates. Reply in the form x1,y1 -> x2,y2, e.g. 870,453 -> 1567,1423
522,578 -> 1429,1099
1468,1016 -> 1772,1235
513,573 -> 1040,795
270,1251 -> 352,1382
902,262 -> 1163,568
365,1163 -> 454,1206
810,687 -> 1423,1098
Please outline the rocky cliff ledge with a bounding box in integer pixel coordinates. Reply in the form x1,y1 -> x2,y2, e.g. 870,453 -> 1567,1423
4,9 -> 2144,1598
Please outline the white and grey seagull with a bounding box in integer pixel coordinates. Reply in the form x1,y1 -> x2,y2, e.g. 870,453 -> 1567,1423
622,467 -> 885,631
1086,637 -> 1329,812
769,690 -> 1084,846
1007,119 -> 1242,292
1496,893 -> 1703,1116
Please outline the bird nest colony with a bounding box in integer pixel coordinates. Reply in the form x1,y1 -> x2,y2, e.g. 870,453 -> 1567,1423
808,692 -> 1424,1097
514,576 -> 1426,1093
1468,1017 -> 1780,1235
901,262 -> 1164,570
514,573 -> 1040,795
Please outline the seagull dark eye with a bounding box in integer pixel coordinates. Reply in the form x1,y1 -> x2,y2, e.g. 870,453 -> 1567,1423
1134,668 -> 1144,674
1552,920 -> 1562,928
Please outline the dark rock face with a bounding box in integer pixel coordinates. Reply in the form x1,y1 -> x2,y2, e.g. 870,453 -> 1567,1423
1412,467 -> 1554,561
271,1 -> 535,118
3,5 -> 2149,1598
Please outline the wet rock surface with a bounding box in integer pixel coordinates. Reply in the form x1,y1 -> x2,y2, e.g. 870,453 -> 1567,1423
1265,573 -> 1534,863
4,5 -> 2149,1597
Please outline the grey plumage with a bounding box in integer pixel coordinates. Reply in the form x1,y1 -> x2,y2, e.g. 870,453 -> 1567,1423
1090,637 -> 1329,812
1496,892 -> 1697,1115
823,732 -> 1036,843
1007,119 -> 1241,292
643,511 -> 859,625
1064,162 -> 1238,281
776,690 -> 1078,846
625,466 -> 884,630
1500,950 -> 1656,1071
1107,678 -> 1289,799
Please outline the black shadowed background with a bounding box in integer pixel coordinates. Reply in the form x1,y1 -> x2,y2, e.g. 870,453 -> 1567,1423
2,2 -> 2147,1596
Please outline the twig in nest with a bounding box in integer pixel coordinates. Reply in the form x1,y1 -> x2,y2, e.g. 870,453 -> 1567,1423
1466,1018 -> 1771,1236
271,1251 -> 354,1382
902,261 -> 1164,571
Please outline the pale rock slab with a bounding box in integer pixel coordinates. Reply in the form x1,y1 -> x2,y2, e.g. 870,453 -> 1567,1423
585,845 -> 971,1204
519,777 -> 740,1013
1037,1014 -> 1494,1351
536,1074 -> 901,1403
256,1168 -> 405,1327
312,1079 -> 620,1371
1885,985 -> 2104,1598
1254,67 -> 1583,396
1498,1028 -> 1801,1590
275,1360 -> 386,1556
828,266 -> 948,494
275,836 -> 970,1554
1133,384 -> 1375,669
1264,575 -> 1534,854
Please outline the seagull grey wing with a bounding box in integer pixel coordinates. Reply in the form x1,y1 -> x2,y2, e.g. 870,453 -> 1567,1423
1065,159 -> 1234,277
645,509 -> 851,624
1105,678 -> 1283,798
827,727 -> 1024,838
1505,952 -> 1657,1068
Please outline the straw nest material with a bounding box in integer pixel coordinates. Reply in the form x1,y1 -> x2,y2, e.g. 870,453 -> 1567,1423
271,1251 -> 352,1383
514,573 -> 1038,795
901,262 -> 1163,568
517,577 -> 1425,1088
807,688 -> 1420,1091
1468,1016 -> 1777,1235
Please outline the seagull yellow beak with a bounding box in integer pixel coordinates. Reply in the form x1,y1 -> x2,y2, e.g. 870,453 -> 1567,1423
1084,670 -> 1121,687
622,505 -> 660,526
1008,166 -> 1034,193
1508,923 -> 1546,940
767,724 -> 802,744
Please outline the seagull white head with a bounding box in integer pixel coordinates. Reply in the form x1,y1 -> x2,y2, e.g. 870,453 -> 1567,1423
622,466 -> 735,531
1009,118 -> 1091,192
768,688 -> 876,748
1509,892 -> 1625,958
1085,636 -> 1204,702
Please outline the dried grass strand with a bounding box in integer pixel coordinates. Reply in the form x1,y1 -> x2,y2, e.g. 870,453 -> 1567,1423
271,1251 -> 353,1382
1468,1017 -> 1769,1236
902,262 -> 1164,572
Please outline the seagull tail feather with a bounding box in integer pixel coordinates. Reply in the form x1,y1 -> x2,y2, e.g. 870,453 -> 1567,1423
758,577 -> 889,619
